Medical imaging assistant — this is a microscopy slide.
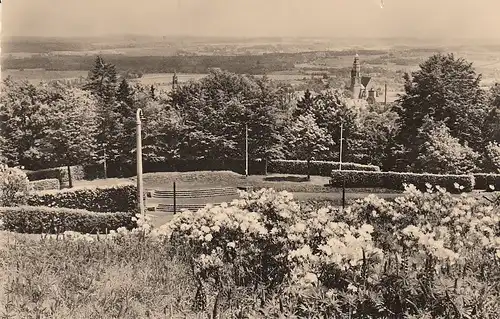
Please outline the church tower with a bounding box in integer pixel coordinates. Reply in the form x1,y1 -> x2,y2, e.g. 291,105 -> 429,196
350,54 -> 361,99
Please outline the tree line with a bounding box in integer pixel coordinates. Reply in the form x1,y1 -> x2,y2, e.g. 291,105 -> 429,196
1,53 -> 499,186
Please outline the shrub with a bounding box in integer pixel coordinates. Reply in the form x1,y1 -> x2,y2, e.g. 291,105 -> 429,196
0,165 -> 32,206
26,183 -> 137,213
26,165 -> 85,187
268,159 -> 380,176
29,178 -> 60,191
473,173 -> 500,191
330,170 -> 474,193
83,159 -> 379,178
0,206 -> 135,234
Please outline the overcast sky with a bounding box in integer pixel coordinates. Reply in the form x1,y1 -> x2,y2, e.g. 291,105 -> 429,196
2,0 -> 499,39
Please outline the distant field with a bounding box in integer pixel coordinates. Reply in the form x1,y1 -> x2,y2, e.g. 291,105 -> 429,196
1,69 -> 88,83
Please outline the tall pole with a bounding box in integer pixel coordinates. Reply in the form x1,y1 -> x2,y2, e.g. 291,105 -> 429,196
136,109 -> 145,216
245,123 -> 249,177
173,181 -> 177,215
339,121 -> 343,171
384,83 -> 387,106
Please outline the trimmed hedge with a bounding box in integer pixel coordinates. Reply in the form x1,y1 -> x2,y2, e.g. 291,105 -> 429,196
330,170 -> 475,193
26,166 -> 85,187
268,160 -> 380,176
26,184 -> 137,213
29,178 -> 61,191
0,206 -> 135,234
84,159 -> 380,178
473,173 -> 500,191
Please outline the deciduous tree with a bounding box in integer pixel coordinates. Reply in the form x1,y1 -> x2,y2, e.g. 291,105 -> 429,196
40,88 -> 98,187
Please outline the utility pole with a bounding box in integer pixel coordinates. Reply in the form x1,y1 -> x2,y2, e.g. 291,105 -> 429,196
245,123 -> 249,177
339,121 -> 343,171
339,120 -> 345,211
173,181 -> 177,215
384,83 -> 387,106
136,109 -> 145,215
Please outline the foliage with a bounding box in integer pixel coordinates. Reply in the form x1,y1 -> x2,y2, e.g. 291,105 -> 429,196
83,55 -> 118,104
473,173 -> 500,191
2,188 -> 500,318
394,53 -> 488,171
0,166 -> 32,206
413,120 -> 480,174
485,141 -> 500,173
268,159 -> 380,176
29,178 -> 60,191
26,184 -> 137,213
167,69 -> 290,163
0,206 -> 135,234
287,113 -> 332,179
39,87 -> 99,187
25,165 -> 85,187
0,78 -> 63,169
330,170 -> 475,193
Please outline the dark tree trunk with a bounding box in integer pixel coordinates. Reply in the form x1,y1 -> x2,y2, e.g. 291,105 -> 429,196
67,165 -> 73,188
307,158 -> 311,181
264,158 -> 269,175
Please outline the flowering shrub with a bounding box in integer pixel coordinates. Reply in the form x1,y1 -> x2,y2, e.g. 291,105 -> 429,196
54,186 -> 500,318
0,165 -> 32,206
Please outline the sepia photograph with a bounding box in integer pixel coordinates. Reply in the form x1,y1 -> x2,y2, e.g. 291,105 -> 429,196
0,0 -> 499,317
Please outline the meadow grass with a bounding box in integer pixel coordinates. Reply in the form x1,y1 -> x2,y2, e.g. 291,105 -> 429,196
0,232 -> 203,319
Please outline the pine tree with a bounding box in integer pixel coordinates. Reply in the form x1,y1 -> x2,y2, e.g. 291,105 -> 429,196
287,113 -> 332,180
293,89 -> 315,117
83,56 -> 123,176
84,56 -> 118,104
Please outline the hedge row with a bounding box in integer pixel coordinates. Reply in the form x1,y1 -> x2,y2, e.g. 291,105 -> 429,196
268,160 -> 380,176
330,170 -> 474,193
26,166 -> 85,187
0,206 -> 135,234
29,178 -> 60,191
83,159 -> 380,178
473,173 -> 500,191
27,184 -> 137,213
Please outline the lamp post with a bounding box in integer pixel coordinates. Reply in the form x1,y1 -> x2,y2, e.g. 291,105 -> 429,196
339,120 -> 346,211
136,108 -> 145,215
339,121 -> 343,171
245,123 -> 249,177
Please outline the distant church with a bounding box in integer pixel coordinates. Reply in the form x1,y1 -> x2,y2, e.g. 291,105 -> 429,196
350,54 -> 377,104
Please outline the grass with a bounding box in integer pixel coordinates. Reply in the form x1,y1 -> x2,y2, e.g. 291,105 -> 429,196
73,171 -> 402,194
0,232 -> 201,318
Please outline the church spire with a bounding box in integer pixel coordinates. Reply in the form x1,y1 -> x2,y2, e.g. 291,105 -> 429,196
350,54 -> 361,98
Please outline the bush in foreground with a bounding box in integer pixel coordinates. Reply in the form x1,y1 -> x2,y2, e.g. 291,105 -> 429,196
26,183 -> 137,213
0,165 -> 32,206
330,170 -> 475,193
473,173 -> 500,191
2,187 -> 499,318
0,206 -> 135,234
29,178 -> 60,191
